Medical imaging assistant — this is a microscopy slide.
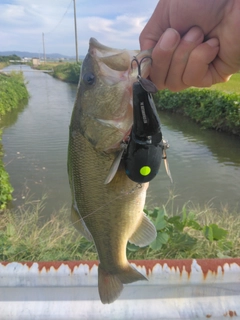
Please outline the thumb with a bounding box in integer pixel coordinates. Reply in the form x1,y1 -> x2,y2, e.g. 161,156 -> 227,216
139,20 -> 164,51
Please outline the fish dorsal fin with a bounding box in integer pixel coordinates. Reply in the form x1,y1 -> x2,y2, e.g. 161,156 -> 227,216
104,145 -> 126,184
129,213 -> 157,247
71,205 -> 93,242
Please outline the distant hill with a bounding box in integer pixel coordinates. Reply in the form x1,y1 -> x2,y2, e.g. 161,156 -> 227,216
0,51 -> 85,60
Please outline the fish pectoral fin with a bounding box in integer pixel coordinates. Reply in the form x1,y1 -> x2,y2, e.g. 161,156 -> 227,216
98,263 -> 146,304
71,205 -> 93,242
129,213 -> 157,247
163,149 -> 173,183
104,147 -> 125,184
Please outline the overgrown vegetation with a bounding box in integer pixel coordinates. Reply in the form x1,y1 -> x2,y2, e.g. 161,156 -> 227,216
155,88 -> 240,135
0,196 -> 239,261
0,72 -> 29,117
0,132 -> 13,210
0,71 -> 29,209
52,62 -> 81,83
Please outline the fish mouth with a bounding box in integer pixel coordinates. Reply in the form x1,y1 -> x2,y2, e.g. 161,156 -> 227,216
88,38 -> 136,86
89,38 -> 137,71
88,38 -> 151,80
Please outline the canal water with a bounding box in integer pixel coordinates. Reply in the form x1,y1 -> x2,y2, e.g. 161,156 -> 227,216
1,65 -> 240,217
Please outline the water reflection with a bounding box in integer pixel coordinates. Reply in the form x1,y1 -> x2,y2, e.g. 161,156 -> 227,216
0,101 -> 27,129
161,112 -> 240,167
148,112 -> 240,210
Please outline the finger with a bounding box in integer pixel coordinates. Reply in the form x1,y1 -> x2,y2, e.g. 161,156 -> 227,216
139,4 -> 165,51
183,38 -> 220,87
146,28 -> 180,90
164,26 -> 204,91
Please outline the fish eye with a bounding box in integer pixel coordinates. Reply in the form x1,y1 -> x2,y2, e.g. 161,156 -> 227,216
83,72 -> 95,86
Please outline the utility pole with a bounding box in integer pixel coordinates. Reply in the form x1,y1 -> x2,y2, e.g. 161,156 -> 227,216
73,0 -> 79,62
42,32 -> 46,63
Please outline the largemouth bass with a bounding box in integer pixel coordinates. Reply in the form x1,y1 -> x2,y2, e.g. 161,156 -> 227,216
68,38 -> 157,304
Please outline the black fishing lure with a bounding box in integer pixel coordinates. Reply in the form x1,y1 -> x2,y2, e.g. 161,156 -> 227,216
123,57 -> 164,183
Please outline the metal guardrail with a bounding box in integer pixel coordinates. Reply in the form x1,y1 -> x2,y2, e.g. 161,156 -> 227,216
0,259 -> 239,319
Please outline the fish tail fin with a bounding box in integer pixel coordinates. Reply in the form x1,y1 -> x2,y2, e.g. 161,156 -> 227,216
98,263 -> 147,304
98,264 -> 123,304
117,263 -> 147,284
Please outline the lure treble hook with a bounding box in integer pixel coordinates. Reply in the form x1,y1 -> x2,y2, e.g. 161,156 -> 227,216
131,56 -> 153,78
131,56 -> 157,94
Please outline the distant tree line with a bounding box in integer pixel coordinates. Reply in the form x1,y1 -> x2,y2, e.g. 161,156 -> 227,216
0,54 -> 21,62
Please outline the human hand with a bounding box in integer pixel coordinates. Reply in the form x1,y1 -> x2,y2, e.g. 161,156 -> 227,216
140,0 -> 240,91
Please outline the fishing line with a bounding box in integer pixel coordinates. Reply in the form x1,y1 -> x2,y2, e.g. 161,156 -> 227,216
71,183 -> 143,225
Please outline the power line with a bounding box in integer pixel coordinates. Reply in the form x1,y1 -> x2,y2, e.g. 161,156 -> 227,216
45,0 -> 73,35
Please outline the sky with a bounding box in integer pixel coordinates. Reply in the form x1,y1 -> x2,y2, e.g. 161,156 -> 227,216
0,0 -> 159,57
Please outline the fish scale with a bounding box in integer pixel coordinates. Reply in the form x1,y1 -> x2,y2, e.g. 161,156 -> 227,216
69,129 -> 146,247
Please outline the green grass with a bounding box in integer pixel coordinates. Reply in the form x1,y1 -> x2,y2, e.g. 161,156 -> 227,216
210,72 -> 240,93
1,196 -> 239,261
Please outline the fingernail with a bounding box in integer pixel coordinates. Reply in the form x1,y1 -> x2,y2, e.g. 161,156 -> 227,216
183,27 -> 203,42
159,28 -> 179,51
206,38 -> 219,47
